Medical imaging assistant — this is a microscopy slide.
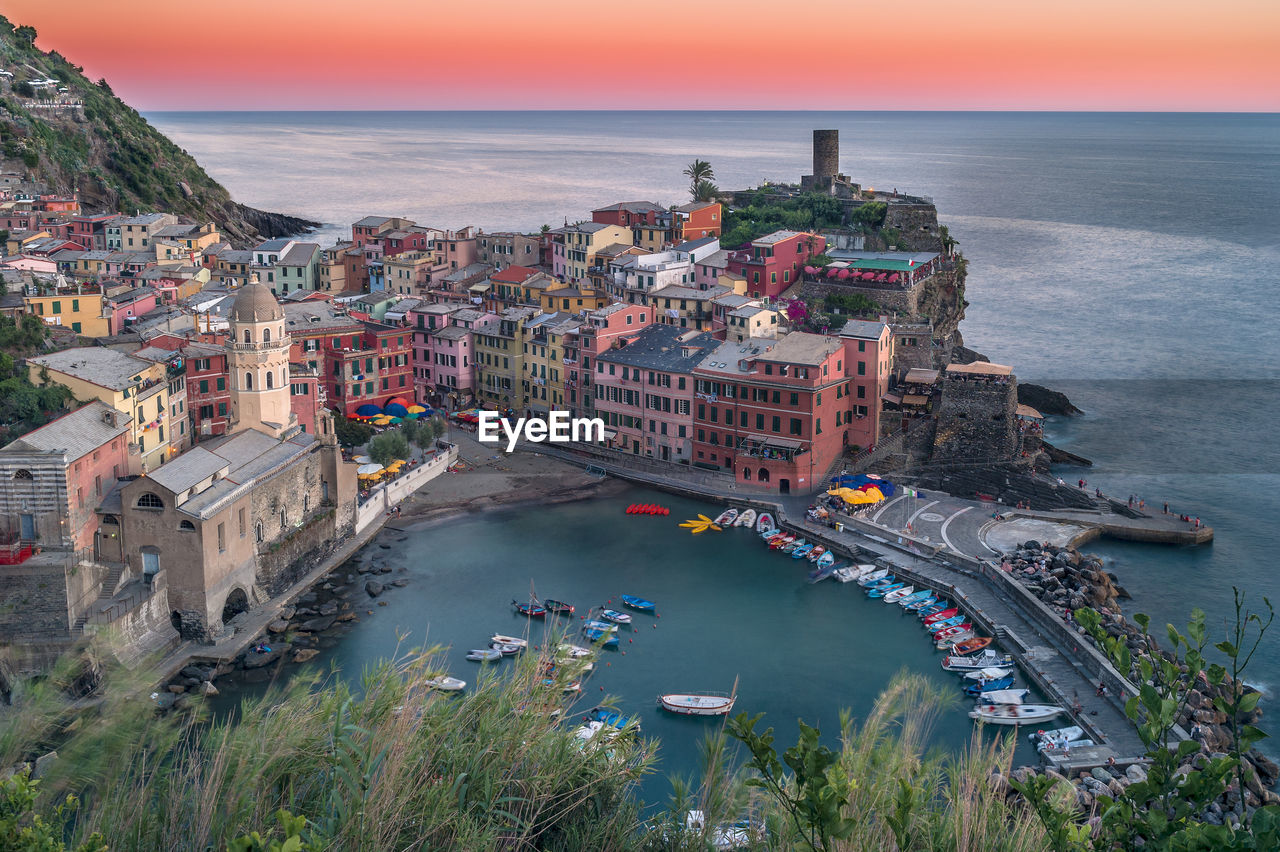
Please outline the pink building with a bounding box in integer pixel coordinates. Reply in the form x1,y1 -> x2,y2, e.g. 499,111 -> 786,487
103,287 -> 160,334
837,319 -> 893,450
725,230 -> 826,299
288,364 -> 324,436
408,303 -> 494,407
592,323 -> 718,462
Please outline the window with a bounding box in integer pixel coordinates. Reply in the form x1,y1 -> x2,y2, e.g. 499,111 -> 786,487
217,523 -> 226,552
199,379 -> 209,394
245,371 -> 254,389
265,372 -> 274,389
179,520 -> 195,531
239,507 -> 246,538
790,418 -> 802,435
256,522 -> 263,542
857,361 -> 866,376
243,329 -> 251,344
136,492 -> 163,509
790,392 -> 799,406
13,469 -> 33,480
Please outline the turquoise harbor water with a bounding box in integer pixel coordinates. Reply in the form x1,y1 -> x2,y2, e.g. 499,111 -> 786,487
215,489 -> 1041,802
152,111 -> 1280,751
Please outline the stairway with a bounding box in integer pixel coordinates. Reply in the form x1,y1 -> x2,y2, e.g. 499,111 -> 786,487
72,561 -> 128,633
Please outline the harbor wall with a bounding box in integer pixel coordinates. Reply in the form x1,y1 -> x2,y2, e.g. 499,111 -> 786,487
355,447 -> 457,534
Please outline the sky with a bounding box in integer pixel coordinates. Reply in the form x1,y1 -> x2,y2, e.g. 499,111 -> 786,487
5,0 -> 1278,111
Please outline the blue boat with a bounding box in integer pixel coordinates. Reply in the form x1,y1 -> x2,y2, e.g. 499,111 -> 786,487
582,627 -> 620,647
929,615 -> 965,630
905,595 -> 939,612
868,582 -> 904,599
918,600 -> 950,618
897,590 -> 933,607
791,543 -> 814,559
592,706 -> 641,731
583,619 -> 618,632
963,675 -> 1015,696
864,574 -> 896,589
620,594 -> 655,613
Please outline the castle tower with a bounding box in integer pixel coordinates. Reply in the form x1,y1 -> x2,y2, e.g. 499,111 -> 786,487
813,129 -> 839,180
226,276 -> 294,438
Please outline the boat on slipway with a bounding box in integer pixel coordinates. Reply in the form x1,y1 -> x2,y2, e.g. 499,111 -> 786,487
658,692 -> 736,716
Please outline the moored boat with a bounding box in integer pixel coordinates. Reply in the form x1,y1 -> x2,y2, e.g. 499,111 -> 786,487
557,643 -> 593,658
755,512 -> 775,533
426,676 -> 467,691
768,533 -> 794,549
806,545 -> 826,562
882,585 -> 916,603
759,528 -> 781,540
714,508 -> 739,526
491,642 -> 523,656
735,509 -> 757,528
658,692 -> 736,716
490,634 -> 528,649
1028,725 -> 1085,744
970,704 -> 1063,725
582,627 -> 620,646
923,607 -> 959,624
982,689 -> 1030,705
790,543 -> 814,558
936,632 -> 975,650
807,563 -> 837,584
512,599 -> 547,618
964,666 -> 1014,681
962,675 -> 1014,696
780,538 -> 805,553
620,594 -> 655,613
815,551 -> 835,568
466,648 -> 502,662
592,706 -> 642,731
942,651 -> 1014,671
857,569 -> 890,587
600,608 -> 632,624
932,623 -> 973,641
896,589 -> 932,607
927,615 -> 966,631
583,619 -> 618,632
832,566 -> 860,583
868,582 -> 904,599
918,601 -> 951,618
951,636 -> 993,655
542,599 -> 575,615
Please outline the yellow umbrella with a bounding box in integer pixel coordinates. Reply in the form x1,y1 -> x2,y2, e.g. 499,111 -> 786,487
407,404 -> 427,414
862,486 -> 885,502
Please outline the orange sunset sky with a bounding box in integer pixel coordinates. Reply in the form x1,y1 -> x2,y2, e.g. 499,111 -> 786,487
5,0 -> 1278,110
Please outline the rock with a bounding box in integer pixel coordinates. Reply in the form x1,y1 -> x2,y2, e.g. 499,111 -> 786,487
243,646 -> 287,668
296,616 -> 337,633
180,664 -> 212,681
377,565 -> 393,574
390,578 -> 409,587
1076,789 -> 1094,812
1126,764 -> 1148,783
318,601 -> 339,616
1109,779 -> 1127,797
1114,585 -> 1132,600
337,612 -> 358,622
293,607 -> 315,617
357,564 -> 377,574
365,580 -> 384,598
167,684 -> 186,694
1023,540 -> 1042,551
1091,767 -> 1113,783
281,606 -> 296,620
377,601 -> 388,606
293,649 -> 319,663
1263,791 -> 1280,807
32,751 -> 58,779
200,681 -> 219,696
321,582 -> 335,591
1251,751 -> 1279,784
989,772 -> 1010,796
266,619 -> 290,634
183,677 -> 201,688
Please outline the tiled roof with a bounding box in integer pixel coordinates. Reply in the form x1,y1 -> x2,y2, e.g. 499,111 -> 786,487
28,347 -> 155,391
0,401 -> 128,460
597,324 -> 718,372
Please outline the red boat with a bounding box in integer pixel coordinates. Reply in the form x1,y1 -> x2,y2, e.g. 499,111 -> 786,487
512,599 -> 547,618
951,636 -> 993,655
922,608 -> 958,624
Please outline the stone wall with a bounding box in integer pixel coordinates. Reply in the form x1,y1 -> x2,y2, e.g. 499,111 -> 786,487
0,559 -> 73,639
797,278 -> 921,315
931,377 -> 1018,466
256,508 -> 341,596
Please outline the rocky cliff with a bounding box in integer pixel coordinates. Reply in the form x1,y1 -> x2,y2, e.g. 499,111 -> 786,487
0,17 -> 317,246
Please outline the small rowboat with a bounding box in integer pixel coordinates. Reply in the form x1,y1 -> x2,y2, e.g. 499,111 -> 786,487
927,615 -> 966,631
512,599 -> 547,618
582,626 -> 620,647
904,595 -> 938,612
426,676 -> 466,691
759,528 -> 781,540
942,651 -> 1012,671
965,666 -> 1013,681
770,534 -> 795,549
791,543 -> 814,559
896,589 -> 933,607
882,585 -> 916,603
658,692 -> 736,716
735,509 -> 757,528
918,601 -> 950,617
600,609 -> 632,625
714,508 -> 739,526
857,569 -> 890,586
923,607 -> 959,624
583,619 -> 618,632
933,623 -> 973,641
963,675 -> 1014,696
467,648 -> 502,662
868,582 -> 904,599
558,643 -> 593,659
491,642 -> 523,656
952,637 -> 993,655
542,599 -> 575,615
806,545 -> 826,562
815,551 -> 835,568
936,632 -> 974,650
755,512 -> 775,533
781,538 -> 806,554
593,706 -> 642,731
969,703 -> 1065,726
491,634 -> 528,649
1028,725 -> 1085,744
620,594 -> 655,613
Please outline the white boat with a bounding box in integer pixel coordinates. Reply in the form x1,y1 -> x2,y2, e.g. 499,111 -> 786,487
491,642 -> 522,656
1028,725 -> 1085,744
735,509 -> 757,528
981,689 -> 1030,705
935,632 -> 974,650
600,609 -> 632,625
425,676 -> 466,691
964,666 -> 1014,681
942,651 -> 1013,672
466,648 -> 502,662
857,568 -> 889,586
574,720 -> 619,745
882,585 -> 915,603
714,508 -> 739,526
683,810 -> 759,850
969,703 -> 1065,726
490,634 -> 528,649
583,619 -> 618,632
755,512 -> 775,534
832,566 -> 860,583
558,643 -> 593,659
658,693 -> 736,716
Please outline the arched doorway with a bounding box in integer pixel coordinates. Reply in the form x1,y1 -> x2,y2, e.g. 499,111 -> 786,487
757,467 -> 770,483
222,588 -> 249,623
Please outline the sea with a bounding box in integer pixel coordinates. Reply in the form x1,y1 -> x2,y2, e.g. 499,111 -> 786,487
148,111 -> 1280,776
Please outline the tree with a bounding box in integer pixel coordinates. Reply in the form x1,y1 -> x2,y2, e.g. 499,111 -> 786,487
368,430 -> 409,467
13,24 -> 36,44
693,180 -> 721,203
332,418 -> 373,448
683,159 -> 715,187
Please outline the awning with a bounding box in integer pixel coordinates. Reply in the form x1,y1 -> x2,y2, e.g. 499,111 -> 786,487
904,368 -> 939,384
469,281 -> 492,293
1016,404 -> 1044,420
902,394 -> 929,406
882,392 -> 903,405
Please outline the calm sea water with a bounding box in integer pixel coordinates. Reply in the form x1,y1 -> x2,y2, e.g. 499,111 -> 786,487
152,111 -> 1280,751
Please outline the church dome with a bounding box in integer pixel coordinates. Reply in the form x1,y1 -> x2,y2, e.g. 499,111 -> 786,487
230,279 -> 284,323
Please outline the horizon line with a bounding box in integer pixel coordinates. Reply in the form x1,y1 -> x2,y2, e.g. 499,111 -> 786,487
138,107 -> 1280,115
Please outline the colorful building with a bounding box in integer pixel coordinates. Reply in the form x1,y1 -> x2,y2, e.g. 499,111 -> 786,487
725,230 -> 826,299
837,319 -> 893,450
551,222 -> 631,282
475,306 -> 539,410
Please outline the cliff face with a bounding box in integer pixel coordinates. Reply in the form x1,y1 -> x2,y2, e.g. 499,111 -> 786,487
0,18 -> 316,246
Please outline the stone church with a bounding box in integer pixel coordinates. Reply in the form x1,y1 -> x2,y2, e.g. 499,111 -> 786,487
119,279 -> 357,640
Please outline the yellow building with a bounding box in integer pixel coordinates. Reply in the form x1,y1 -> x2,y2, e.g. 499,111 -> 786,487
5,229 -> 52,255
23,290 -> 110,337
154,223 -> 222,261
383,250 -> 436,296
556,223 -> 631,283
28,347 -> 176,473
632,221 -> 667,253
538,285 -> 611,315
521,313 -> 581,415
475,306 -> 539,410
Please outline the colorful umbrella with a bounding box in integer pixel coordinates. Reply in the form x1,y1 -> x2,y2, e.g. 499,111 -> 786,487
384,402 -> 409,417
407,404 -> 428,414
356,404 -> 382,417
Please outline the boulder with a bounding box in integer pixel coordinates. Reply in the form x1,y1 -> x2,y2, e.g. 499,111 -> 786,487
266,619 -> 290,634
1091,767 -> 1113,783
377,565 -> 393,574
281,606 -> 296,620
1126,764 -> 1148,783
293,649 -> 319,663
337,612 -> 358,622
180,664 -> 212,681
200,681 -> 219,696
988,772 -> 1010,796
318,601 -> 339,616
243,646 -> 287,668
357,563 -> 377,575
167,684 -> 186,694
365,580 -> 384,598
296,616 -> 337,633
390,579 -> 409,587
32,751 -> 58,779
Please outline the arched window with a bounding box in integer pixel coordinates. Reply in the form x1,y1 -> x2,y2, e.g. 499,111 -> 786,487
255,522 -> 263,542
13,469 -> 33,480
263,327 -> 271,342
265,371 -> 274,389
245,372 -> 253,390
178,520 -> 195,531
136,492 -> 164,509
757,467 -> 770,483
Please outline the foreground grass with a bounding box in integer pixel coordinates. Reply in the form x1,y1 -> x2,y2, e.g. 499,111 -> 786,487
0,645 -> 1049,851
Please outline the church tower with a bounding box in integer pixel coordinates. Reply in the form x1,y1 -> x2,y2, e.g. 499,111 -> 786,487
226,275 -> 295,438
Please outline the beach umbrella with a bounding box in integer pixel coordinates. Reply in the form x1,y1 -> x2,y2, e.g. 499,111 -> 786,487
803,265 -> 817,275
888,273 -> 900,283
384,402 -> 410,417
407,404 -> 428,414
357,463 -> 385,476
862,487 -> 885,502
387,396 -> 410,408
371,416 -> 392,426
356,404 -> 382,417
837,269 -> 851,280
826,267 -> 840,278
354,455 -> 373,464
861,272 -> 875,281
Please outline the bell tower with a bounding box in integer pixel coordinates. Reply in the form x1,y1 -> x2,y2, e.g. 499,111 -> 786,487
226,275 -> 294,437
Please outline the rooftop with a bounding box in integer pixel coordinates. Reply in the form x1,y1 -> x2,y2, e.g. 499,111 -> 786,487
695,337 -> 779,377
837,319 -> 889,341
753,230 -> 807,246
946,361 -> 1014,377
253,238 -> 294,253
146,446 -> 230,494
353,216 -> 394,228
597,324 -> 718,373
593,201 -> 665,214
173,430 -> 317,519
278,243 -> 320,266
28,347 -> 155,391
282,302 -> 362,333
0,401 -> 129,460
754,331 -> 842,366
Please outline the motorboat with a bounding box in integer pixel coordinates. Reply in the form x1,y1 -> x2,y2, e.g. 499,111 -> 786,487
541,599 -> 575,615
942,651 -> 1014,672
755,512 -> 775,533
490,642 -> 523,656
832,566 -> 861,583
735,509 -> 757,528
557,643 -> 593,658
426,675 -> 466,691
981,689 -> 1030,705
512,599 -> 547,618
951,637 -> 993,655
882,585 -> 917,603
620,594 -> 655,613
964,666 -> 1013,681
1028,725 -> 1085,744
868,582 -> 905,599
583,619 -> 618,632
1039,738 -> 1095,753
490,634 -> 528,649
714,508 -> 739,526
970,703 -> 1063,726
658,693 -> 736,716
963,675 -> 1014,696
600,608 -> 633,625
857,570 -> 891,587
466,648 -> 502,662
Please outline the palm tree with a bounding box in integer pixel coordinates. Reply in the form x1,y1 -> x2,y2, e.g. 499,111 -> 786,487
683,159 -> 715,190
693,180 -> 721,203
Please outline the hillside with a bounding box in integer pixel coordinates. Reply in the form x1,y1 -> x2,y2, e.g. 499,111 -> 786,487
0,17 -> 316,246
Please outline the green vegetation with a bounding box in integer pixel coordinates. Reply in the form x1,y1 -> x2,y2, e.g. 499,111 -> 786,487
332,417 -> 373,448
720,193 -> 845,248
682,160 -> 714,201
0,315 -> 73,445
367,430 -> 409,466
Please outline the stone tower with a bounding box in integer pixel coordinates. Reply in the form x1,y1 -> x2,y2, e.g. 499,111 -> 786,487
226,275 -> 295,438
813,129 -> 839,180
